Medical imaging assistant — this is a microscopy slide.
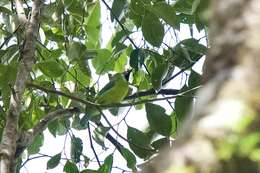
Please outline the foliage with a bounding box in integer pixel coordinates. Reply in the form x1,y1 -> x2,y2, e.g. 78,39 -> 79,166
0,0 -> 209,172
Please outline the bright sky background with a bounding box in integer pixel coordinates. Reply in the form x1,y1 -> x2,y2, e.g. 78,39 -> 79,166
14,1 -> 206,173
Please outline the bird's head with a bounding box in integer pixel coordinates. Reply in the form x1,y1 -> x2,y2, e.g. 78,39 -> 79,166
113,73 -> 126,81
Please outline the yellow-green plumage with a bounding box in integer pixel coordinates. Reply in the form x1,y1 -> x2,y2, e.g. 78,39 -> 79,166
96,74 -> 129,104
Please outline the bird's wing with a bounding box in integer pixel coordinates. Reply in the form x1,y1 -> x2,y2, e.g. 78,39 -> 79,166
96,79 -> 117,97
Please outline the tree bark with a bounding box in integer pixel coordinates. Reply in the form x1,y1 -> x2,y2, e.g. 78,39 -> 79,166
0,1 -> 42,172
142,0 -> 260,172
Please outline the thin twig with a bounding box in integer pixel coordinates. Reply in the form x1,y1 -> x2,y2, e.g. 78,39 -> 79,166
97,108 -> 156,152
100,0 -> 137,49
20,155 -> 47,168
125,89 -> 179,100
0,24 -> 22,50
162,57 -> 203,85
106,133 -> 123,155
26,82 -> 99,107
87,121 -> 101,167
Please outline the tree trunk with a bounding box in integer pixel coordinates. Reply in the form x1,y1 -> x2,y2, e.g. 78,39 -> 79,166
0,1 -> 42,172
142,0 -> 260,172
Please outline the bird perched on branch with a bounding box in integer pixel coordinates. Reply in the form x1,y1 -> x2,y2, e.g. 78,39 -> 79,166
96,73 -> 129,104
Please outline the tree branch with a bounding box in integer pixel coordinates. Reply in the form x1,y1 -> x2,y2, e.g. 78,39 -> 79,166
26,82 -> 99,107
27,82 -> 197,109
15,108 -> 79,158
33,108 -> 79,137
96,108 -> 156,152
14,0 -> 27,24
106,133 -> 123,155
87,121 -> 101,167
125,89 -> 179,100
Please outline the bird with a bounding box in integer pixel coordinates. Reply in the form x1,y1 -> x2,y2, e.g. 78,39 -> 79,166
96,73 -> 129,104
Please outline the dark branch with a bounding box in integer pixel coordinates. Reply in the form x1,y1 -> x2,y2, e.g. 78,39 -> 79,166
97,108 -> 156,152
125,89 -> 179,100
163,57 -> 204,85
15,108 -> 79,157
106,133 -> 123,155
87,121 -> 101,167
26,82 -> 99,107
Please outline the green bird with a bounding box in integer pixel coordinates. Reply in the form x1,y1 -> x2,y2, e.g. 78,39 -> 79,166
96,73 -> 129,104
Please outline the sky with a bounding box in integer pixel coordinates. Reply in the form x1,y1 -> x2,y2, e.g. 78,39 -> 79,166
13,1 -> 206,173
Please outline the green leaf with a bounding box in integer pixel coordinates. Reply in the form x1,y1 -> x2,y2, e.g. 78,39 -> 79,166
64,161 -> 79,173
151,63 -> 169,90
67,65 -> 91,87
78,58 -> 92,76
60,86 -> 71,107
41,2 -> 62,25
27,133 -> 44,155
141,12 -> 164,47
145,103 -> 172,136
108,107 -> 120,116
31,107 -> 45,127
112,43 -> 127,56
127,126 -> 153,158
121,148 -> 137,170
150,2 -> 180,30
130,0 -> 151,15
172,38 -> 207,69
71,137 -> 83,163
175,86 -> 193,121
85,1 -> 101,48
111,0 -> 127,21
96,74 -> 129,104
114,52 -> 127,73
0,6 -> 12,15
129,10 -> 143,28
37,60 -> 64,78
72,115 -> 89,130
85,108 -> 101,123
0,63 -> 18,89
151,138 -> 169,150
98,155 -> 113,173
111,30 -> 130,47
130,49 -> 144,71
1,86 -> 10,109
239,133 -> 260,156
92,49 -> 114,74
44,29 -> 65,42
174,0 -> 194,15
0,63 -> 18,107
67,41 -> 87,61
47,153 -> 61,169
56,118 -> 70,136
48,119 -> 58,137
0,0 -> 9,6
170,112 -> 178,136
0,45 -> 19,62
66,0 -> 86,17
188,70 -> 202,89
192,0 -> 201,13
93,126 -> 110,148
